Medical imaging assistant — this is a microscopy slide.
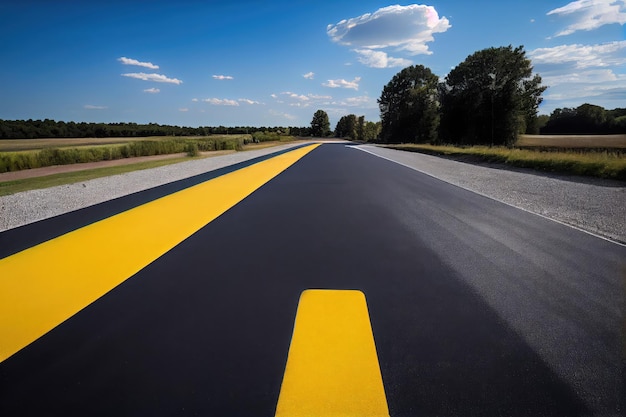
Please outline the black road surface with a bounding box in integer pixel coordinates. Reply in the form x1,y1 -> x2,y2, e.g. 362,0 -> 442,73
1,143 -> 624,416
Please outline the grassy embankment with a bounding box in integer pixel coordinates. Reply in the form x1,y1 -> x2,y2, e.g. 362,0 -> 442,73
0,134 -> 299,196
385,134 -> 626,181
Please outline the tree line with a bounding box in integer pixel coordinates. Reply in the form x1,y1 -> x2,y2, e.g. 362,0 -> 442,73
540,104 -> 626,135
309,110 -> 381,141
0,119 -> 313,140
315,45 -> 624,147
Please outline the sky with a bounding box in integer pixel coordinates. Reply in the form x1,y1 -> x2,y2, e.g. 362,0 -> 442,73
0,0 -> 624,128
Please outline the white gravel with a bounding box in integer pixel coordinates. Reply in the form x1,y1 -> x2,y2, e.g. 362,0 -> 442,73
2,142 -> 625,245
0,143 -> 307,232
357,145 -> 626,245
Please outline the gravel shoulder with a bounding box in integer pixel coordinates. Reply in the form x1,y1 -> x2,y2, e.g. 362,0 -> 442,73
357,145 -> 626,244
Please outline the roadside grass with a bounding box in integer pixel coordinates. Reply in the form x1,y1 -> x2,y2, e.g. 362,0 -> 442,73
517,134 -> 626,149
0,136 -> 249,173
385,144 -> 626,181
0,155 -> 205,196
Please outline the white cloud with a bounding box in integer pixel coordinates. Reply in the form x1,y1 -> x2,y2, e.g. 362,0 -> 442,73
303,72 -> 315,79
179,108 -> 189,112
308,94 -> 333,100
529,41 -> 626,112
282,92 -> 310,101
269,109 -> 297,121
327,4 -> 450,67
354,49 -> 412,68
541,68 -> 626,87
547,0 -> 626,36
270,94 -> 278,99
143,88 -> 160,93
238,98 -> 261,105
118,57 -> 159,69
84,104 -> 107,110
342,95 -> 377,107
121,72 -> 183,84
213,75 -> 234,80
529,41 -> 626,68
323,77 -> 361,90
191,98 -> 199,102
203,98 -> 239,106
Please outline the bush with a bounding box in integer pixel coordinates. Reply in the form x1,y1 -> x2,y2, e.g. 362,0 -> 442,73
186,142 -> 199,157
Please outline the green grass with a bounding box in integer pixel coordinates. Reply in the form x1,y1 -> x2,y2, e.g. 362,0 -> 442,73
0,136 -> 248,173
0,135 -> 251,152
385,144 -> 626,181
0,156 -> 203,196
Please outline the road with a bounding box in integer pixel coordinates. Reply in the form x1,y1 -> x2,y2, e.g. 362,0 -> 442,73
1,143 -> 624,416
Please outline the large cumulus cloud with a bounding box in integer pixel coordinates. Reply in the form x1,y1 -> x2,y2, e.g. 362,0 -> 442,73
327,4 -> 450,68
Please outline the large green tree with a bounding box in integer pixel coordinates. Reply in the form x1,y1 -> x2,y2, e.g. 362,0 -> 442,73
440,45 -> 546,146
334,114 -> 358,139
310,110 -> 330,137
362,121 -> 381,142
378,65 -> 440,143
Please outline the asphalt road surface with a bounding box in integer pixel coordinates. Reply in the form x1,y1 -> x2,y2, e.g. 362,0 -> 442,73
1,143 -> 624,416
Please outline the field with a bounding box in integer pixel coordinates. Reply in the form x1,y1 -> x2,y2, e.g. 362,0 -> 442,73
0,135 -> 267,174
0,136 -> 202,152
517,134 -> 626,149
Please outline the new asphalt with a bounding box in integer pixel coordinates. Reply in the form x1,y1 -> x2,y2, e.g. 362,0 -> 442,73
1,143 -> 624,416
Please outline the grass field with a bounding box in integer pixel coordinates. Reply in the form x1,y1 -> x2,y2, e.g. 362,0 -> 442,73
386,143 -> 626,181
0,135 -> 260,173
517,134 -> 626,149
0,135 -> 250,152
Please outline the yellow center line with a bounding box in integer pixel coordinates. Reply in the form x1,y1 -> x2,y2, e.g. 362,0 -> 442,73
0,144 -> 321,363
276,289 -> 389,417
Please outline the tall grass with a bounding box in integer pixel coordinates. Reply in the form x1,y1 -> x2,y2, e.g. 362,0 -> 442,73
0,137 -> 244,173
387,144 -> 626,181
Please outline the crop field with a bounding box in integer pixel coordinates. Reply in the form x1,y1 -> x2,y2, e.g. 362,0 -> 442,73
0,135 -> 256,173
517,134 -> 626,149
0,135 -> 250,152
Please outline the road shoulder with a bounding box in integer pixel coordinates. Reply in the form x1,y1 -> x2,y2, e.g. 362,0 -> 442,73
355,144 -> 626,244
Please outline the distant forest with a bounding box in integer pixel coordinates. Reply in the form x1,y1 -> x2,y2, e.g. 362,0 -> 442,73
539,104 -> 626,135
0,119 -> 312,140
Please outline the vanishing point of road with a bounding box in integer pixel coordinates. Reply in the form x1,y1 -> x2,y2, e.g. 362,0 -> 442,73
1,143 -> 624,416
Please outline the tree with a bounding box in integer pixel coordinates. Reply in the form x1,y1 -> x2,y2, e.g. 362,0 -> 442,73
356,116 -> 365,141
310,110 -> 330,137
334,114 -> 358,139
378,64 -> 440,143
362,121 -> 381,142
440,45 -> 546,146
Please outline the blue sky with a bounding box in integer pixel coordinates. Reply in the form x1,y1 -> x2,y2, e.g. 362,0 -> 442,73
1,0 -> 624,128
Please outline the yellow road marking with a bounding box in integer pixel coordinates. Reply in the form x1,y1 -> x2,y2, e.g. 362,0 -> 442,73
0,144 -> 321,362
275,289 -> 389,417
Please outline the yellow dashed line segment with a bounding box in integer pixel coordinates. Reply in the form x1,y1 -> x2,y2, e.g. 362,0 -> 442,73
0,144 -> 321,362
276,289 -> 389,417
